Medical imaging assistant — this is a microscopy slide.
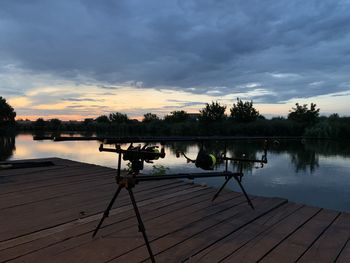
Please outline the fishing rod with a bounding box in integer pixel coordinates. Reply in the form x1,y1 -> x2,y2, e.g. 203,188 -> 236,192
33,135 -> 268,263
34,135 -> 275,143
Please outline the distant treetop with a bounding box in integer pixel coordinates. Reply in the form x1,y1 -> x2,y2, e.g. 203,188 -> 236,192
199,101 -> 226,122
230,98 -> 261,123
288,103 -> 320,125
95,115 -> 110,124
143,112 -> 160,123
109,112 -> 129,123
164,110 -> 189,122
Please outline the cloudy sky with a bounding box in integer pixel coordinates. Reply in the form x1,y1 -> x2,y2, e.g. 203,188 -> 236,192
1,0 -> 350,120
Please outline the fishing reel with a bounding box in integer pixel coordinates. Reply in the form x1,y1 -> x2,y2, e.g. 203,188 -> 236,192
176,139 -> 268,171
123,144 -> 165,174
176,149 -> 217,170
99,143 -> 165,175
123,144 -> 165,163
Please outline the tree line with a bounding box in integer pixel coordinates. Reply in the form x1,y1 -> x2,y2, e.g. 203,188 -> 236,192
1,96 -> 350,138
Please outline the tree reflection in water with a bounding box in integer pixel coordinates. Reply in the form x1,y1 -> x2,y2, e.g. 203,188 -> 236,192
0,136 -> 15,161
290,150 -> 319,173
167,139 -> 350,174
168,140 -> 264,173
268,140 -> 320,173
5,134 -> 350,175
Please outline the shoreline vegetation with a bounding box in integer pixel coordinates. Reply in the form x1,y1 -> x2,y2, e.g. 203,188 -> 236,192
1,97 -> 350,139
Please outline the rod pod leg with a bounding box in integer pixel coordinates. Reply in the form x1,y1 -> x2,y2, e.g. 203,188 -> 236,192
92,184 -> 123,238
212,175 -> 233,201
127,187 -> 156,263
233,175 -> 254,210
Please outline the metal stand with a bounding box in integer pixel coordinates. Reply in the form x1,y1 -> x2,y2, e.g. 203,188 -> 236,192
92,177 -> 156,263
212,174 -> 254,209
211,153 -> 255,209
92,185 -> 122,238
92,141 -> 266,262
34,136 -> 268,263
127,186 -> 155,263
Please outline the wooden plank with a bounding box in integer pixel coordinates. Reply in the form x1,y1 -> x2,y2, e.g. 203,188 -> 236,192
3,158 -> 349,263
9,190 -> 243,262
0,180 -> 188,241
220,205 -> 321,262
259,209 -> 340,263
0,165 -> 63,178
1,167 -> 181,209
0,171 -> 181,209
0,180 -> 186,228
0,165 -> 115,194
335,238 -> 350,263
0,185 -> 210,250
2,188 -> 223,262
187,202 -> 303,262
0,167 -> 113,190
0,158 -> 87,177
298,213 -> 350,263
112,197 -> 286,263
0,185 -> 213,261
1,180 -> 186,216
1,181 -> 112,209
0,175 -> 115,209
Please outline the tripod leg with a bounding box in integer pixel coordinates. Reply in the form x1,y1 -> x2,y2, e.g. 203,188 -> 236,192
92,185 -> 123,238
233,175 -> 255,210
127,188 -> 156,263
212,176 -> 232,201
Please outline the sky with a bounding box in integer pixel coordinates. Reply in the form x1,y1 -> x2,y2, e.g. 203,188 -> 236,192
1,0 -> 350,120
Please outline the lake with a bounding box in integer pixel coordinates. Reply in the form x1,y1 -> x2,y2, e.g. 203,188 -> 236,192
1,133 -> 350,212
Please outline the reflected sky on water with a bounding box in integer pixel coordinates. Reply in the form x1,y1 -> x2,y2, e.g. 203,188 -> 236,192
2,133 -> 350,212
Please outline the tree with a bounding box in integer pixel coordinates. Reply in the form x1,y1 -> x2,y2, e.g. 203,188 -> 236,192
83,118 -> 94,125
230,98 -> 261,123
199,101 -> 226,122
288,103 -> 320,124
164,110 -> 189,122
109,112 -> 129,123
143,113 -> 160,123
34,118 -> 46,129
49,118 -> 62,130
0,96 -> 16,125
95,115 -> 110,124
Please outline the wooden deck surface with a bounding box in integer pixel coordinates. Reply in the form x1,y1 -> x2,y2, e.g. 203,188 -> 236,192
0,158 -> 349,263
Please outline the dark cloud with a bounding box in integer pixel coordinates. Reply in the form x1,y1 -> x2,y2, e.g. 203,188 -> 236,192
99,86 -> 119,90
62,98 -> 104,102
166,99 -> 205,107
66,105 -> 105,109
99,92 -> 116,96
0,88 -> 23,96
330,91 -> 350,97
1,0 -> 350,102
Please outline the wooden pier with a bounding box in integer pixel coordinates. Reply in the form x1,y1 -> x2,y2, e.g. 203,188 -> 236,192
1,158 -> 349,262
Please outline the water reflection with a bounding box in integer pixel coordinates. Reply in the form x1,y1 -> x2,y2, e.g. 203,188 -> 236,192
5,134 -> 350,174
166,142 -> 194,157
290,150 -> 319,173
0,136 -> 15,161
4,134 -> 350,212
268,140 -> 320,173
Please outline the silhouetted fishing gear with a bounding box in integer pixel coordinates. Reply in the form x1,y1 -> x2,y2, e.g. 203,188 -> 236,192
211,140 -> 268,208
122,144 -> 164,163
33,135 -> 277,143
176,149 -> 217,170
195,150 -> 217,170
33,135 -> 269,263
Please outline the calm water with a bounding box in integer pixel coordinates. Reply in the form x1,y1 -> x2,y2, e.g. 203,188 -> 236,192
1,133 -> 350,212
